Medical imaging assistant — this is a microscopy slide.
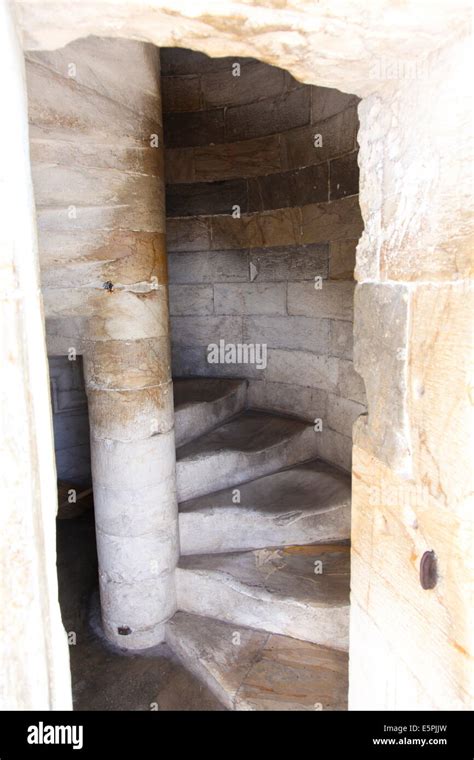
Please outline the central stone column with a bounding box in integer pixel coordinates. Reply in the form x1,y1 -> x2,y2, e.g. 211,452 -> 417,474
84,306 -> 178,650
27,36 -> 178,649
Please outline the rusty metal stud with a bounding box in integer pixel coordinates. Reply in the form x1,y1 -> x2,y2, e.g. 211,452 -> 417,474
420,550 -> 437,590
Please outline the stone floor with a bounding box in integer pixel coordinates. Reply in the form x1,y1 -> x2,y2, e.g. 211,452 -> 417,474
56,509 -> 224,711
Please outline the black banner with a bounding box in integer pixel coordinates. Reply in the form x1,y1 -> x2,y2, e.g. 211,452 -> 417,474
0,711 -> 471,757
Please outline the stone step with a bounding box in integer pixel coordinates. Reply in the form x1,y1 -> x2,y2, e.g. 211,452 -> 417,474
176,543 -> 350,650
176,410 -> 319,502
179,460 -> 350,555
166,612 -> 348,711
173,377 -> 248,447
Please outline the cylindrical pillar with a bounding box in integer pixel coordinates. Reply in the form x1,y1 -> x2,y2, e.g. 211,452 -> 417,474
27,37 -> 178,649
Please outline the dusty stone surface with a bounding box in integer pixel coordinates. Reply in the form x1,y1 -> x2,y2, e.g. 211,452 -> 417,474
177,544 -> 350,650
179,460 -> 351,554
166,612 -> 348,710
0,0 -> 72,709
176,410 -> 320,501
173,377 -> 248,446
17,1 -> 470,97
57,511 -> 224,711
27,37 -> 178,650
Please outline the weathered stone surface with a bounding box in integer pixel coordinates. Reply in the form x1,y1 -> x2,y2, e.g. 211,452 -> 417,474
247,380 -> 328,423
168,249 -> 248,283
171,316 -> 243,346
164,108 -> 225,148
173,377 -> 248,446
330,151 -> 359,201
193,135 -> 281,181
319,427 -> 352,472
211,208 -> 301,250
243,315 -> 329,353
280,108 -> 358,170
225,87 -> 310,141
329,239 -> 357,280
301,196 -> 363,244
27,37 -> 162,122
176,410 -> 319,500
166,177 -> 248,217
353,283 -> 409,471
168,284 -> 214,316
265,350 -> 339,393
337,358 -> 367,406
83,337 -> 171,390
86,384 -> 174,441
166,612 -> 348,710
172,345 -> 262,379
165,146 -> 195,183
247,163 -> 328,211
214,283 -> 287,316
177,544 -> 350,649
311,87 -> 359,123
329,319 -> 353,360
166,216 -> 211,251
200,61 -> 286,109
179,460 -> 351,554
288,281 -> 355,321
161,74 -> 201,112
249,244 -> 328,282
327,393 -> 365,438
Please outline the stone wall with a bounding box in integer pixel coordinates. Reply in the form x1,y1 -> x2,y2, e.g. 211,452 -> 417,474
48,357 -> 90,487
164,49 -> 366,471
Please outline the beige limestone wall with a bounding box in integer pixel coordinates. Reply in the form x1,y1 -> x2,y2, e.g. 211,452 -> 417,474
14,0 -> 474,710
164,49 -> 366,471
26,37 -> 178,649
349,33 -> 473,709
0,0 -> 71,709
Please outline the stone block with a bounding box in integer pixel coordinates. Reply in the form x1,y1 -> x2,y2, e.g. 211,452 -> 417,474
329,239 -> 357,280
337,358 -> 367,405
247,380 -> 328,423
200,61 -> 286,109
165,147 -> 195,184
166,177 -> 248,216
166,216 -> 211,252
353,283 -> 410,472
249,244 -> 328,281
265,349 -> 339,392
168,284 -> 214,316
243,315 -> 329,353
194,135 -> 281,181
301,195 -> 364,245
330,151 -> 359,200
329,319 -> 353,360
248,162 -> 328,211
311,87 -> 359,123
327,393 -> 366,437
168,249 -> 249,283
164,108 -> 225,148
211,208 -> 301,250
171,315 -> 243,346
214,283 -> 287,316
288,281 -> 355,321
161,74 -> 201,112
225,87 -> 310,142
280,108 -> 358,170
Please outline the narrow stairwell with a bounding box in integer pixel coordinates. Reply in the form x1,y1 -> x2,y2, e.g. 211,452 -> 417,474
165,377 -> 351,710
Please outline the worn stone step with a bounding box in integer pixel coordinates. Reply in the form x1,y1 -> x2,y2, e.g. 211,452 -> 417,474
173,377 -> 248,446
176,410 -> 319,501
179,460 -> 350,555
176,543 -> 350,650
165,611 -> 348,711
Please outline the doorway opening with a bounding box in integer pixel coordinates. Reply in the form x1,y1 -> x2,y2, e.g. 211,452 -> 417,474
28,38 -> 365,711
